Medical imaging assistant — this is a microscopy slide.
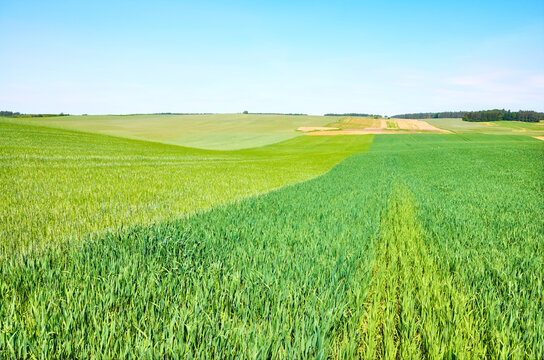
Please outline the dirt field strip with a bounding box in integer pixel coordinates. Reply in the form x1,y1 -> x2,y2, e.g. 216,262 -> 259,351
394,119 -> 445,131
358,184 -> 486,359
394,119 -> 416,130
414,120 -> 443,131
534,136 -> 544,141
326,117 -> 382,130
304,118 -> 450,135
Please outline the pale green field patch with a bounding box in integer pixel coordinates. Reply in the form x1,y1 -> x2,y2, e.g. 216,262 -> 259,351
7,113 -> 332,150
425,118 -> 544,135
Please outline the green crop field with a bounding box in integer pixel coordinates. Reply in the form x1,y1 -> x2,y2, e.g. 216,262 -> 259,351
4,0 -> 543,357
0,118 -> 372,256
6,114 -> 332,150
1,122 -> 542,358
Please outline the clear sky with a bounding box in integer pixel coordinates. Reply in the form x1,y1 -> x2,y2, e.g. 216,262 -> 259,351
1,0 -> 543,115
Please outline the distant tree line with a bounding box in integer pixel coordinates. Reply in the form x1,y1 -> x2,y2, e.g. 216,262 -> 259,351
0,111 -> 20,117
324,113 -> 382,118
1,111 -> 70,118
244,112 -> 308,116
392,112 -> 468,119
462,110 -> 544,123
393,110 -> 544,122
127,113 -> 214,116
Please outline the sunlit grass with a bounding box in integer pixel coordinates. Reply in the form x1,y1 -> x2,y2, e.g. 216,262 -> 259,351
1,134 -> 541,358
0,119 -> 373,255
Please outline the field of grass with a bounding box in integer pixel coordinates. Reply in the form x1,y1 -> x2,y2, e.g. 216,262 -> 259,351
425,118 -> 544,135
5,114 -> 332,150
0,119 -> 373,255
1,133 -> 542,358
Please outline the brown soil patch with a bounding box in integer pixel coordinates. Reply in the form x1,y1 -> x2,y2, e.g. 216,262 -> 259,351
393,119 -> 444,131
534,136 -> 544,141
328,117 -> 381,130
414,120 -> 445,131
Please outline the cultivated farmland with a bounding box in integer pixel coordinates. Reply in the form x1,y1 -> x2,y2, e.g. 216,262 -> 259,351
0,115 -> 543,359
299,116 -> 451,135
6,113 -> 331,150
424,117 -> 544,135
0,118 -> 372,255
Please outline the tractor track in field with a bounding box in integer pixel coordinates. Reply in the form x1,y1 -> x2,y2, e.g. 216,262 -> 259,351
357,183 -> 487,359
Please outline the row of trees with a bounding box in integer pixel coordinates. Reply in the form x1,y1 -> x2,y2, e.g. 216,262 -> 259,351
392,112 -> 468,119
0,111 -> 70,118
462,110 -> 544,122
243,112 -> 308,116
150,112 -> 212,115
393,110 -> 544,122
0,111 -> 21,117
324,113 -> 382,118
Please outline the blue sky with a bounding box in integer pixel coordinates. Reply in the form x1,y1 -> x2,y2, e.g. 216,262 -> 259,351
1,0 -> 543,115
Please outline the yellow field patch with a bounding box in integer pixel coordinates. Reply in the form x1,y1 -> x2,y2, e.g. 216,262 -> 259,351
327,117 -> 382,130
306,117 -> 449,135
393,119 -> 445,131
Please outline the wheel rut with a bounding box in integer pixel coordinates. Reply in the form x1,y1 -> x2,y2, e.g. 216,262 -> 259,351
358,183 -> 486,359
